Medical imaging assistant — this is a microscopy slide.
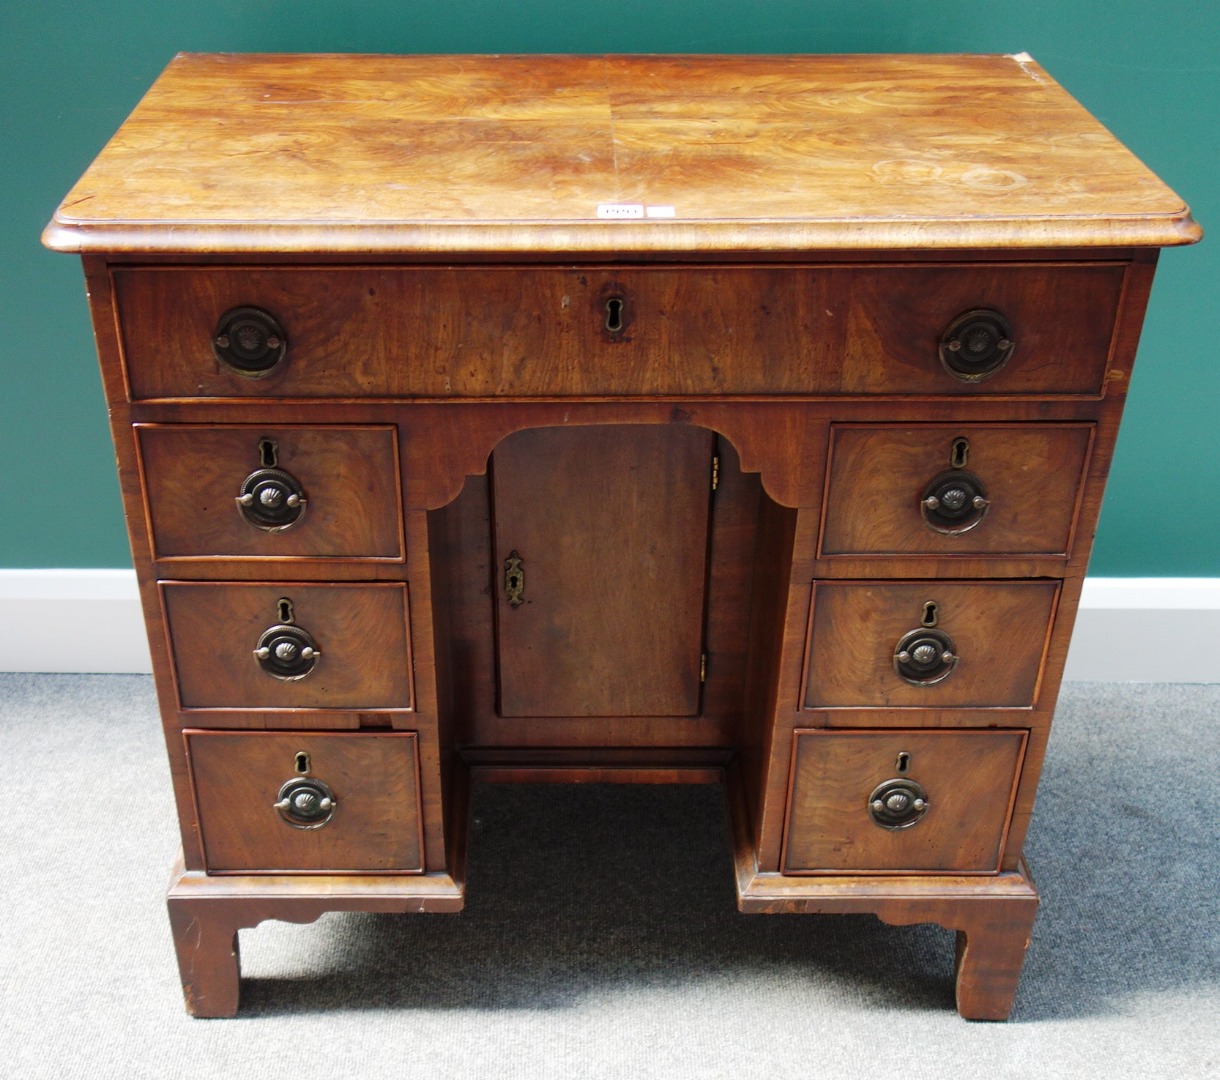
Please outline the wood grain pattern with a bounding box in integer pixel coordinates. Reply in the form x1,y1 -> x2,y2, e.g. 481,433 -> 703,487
136,424 -> 403,560
726,759 -> 1039,1019
430,428 -> 758,750
162,582 -> 413,711
112,263 -> 1124,400
186,731 -> 423,872
167,854 -> 464,1016
46,54 -> 1198,1020
782,729 -> 1027,873
802,581 -> 1059,709
491,425 -> 713,718
43,54 -> 1198,253
819,423 -> 1093,556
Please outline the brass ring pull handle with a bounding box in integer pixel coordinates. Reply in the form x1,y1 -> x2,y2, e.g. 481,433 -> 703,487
274,777 -> 336,829
254,623 -> 320,681
894,627 -> 957,685
236,467 -> 307,531
939,308 -> 1014,382
868,778 -> 929,829
213,306 -> 288,378
921,469 -> 990,534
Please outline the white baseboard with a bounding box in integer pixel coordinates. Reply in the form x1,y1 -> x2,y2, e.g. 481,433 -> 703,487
1,571 -> 1218,682
1063,578 -> 1220,682
0,570 -> 152,674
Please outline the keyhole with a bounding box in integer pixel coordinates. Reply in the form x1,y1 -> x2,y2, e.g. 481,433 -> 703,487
259,438 -> 278,468
896,752 -> 911,774
950,437 -> 970,469
921,601 -> 939,628
295,751 -> 310,775
605,297 -> 624,333
278,597 -> 295,624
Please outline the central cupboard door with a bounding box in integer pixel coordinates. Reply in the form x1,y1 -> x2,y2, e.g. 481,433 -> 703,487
490,425 -> 716,718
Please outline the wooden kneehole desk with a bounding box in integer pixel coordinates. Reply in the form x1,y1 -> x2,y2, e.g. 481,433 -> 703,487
45,52 -> 1199,1019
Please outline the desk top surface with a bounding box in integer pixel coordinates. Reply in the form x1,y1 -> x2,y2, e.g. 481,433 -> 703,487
44,52 -> 1199,255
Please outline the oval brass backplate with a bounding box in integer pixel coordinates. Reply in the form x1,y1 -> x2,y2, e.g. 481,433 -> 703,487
868,777 -> 929,829
236,466 -> 307,531
274,776 -> 336,829
921,469 -> 989,535
893,626 -> 957,685
938,308 -> 1014,383
213,305 -> 288,377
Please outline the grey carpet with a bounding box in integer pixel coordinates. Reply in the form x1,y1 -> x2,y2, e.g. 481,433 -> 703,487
0,675 -> 1216,1078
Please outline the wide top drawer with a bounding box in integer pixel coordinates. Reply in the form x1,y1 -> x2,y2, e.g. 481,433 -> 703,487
112,263 -> 1126,400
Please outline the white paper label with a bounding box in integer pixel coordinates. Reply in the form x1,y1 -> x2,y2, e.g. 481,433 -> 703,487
596,203 -> 645,219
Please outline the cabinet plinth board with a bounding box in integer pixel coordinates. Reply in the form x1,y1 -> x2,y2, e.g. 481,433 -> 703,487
45,53 -> 1199,1020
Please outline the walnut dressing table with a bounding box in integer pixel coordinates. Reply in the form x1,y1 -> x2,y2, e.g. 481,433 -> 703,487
44,53 -> 1199,1019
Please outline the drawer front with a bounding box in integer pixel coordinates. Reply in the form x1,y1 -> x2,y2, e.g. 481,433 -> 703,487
783,729 -> 1027,873
114,264 -> 1123,399
186,730 -> 423,872
162,582 -> 413,711
819,423 -> 1093,557
137,424 -> 403,560
802,581 -> 1058,709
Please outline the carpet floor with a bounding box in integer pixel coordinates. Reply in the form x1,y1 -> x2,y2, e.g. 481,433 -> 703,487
0,675 -> 1215,1078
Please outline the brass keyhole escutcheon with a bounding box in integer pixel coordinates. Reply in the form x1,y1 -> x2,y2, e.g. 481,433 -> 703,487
950,437 -> 971,470
605,296 -> 625,334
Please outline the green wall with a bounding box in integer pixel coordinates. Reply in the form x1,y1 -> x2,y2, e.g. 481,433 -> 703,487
3,1 -> 1216,574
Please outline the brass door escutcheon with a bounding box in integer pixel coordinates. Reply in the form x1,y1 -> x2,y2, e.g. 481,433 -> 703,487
504,550 -> 525,607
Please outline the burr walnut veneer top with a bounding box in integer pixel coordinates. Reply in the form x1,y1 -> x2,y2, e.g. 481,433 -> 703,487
44,52 -> 1199,254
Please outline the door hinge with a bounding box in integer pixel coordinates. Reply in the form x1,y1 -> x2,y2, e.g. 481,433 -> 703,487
700,652 -> 708,683
710,454 -> 720,492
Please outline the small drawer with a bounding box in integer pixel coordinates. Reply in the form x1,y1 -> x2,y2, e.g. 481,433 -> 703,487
185,730 -> 423,873
819,423 -> 1093,557
783,728 -> 1027,874
136,424 -> 403,560
802,581 -> 1058,709
162,582 -> 413,711
113,263 -> 1124,399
